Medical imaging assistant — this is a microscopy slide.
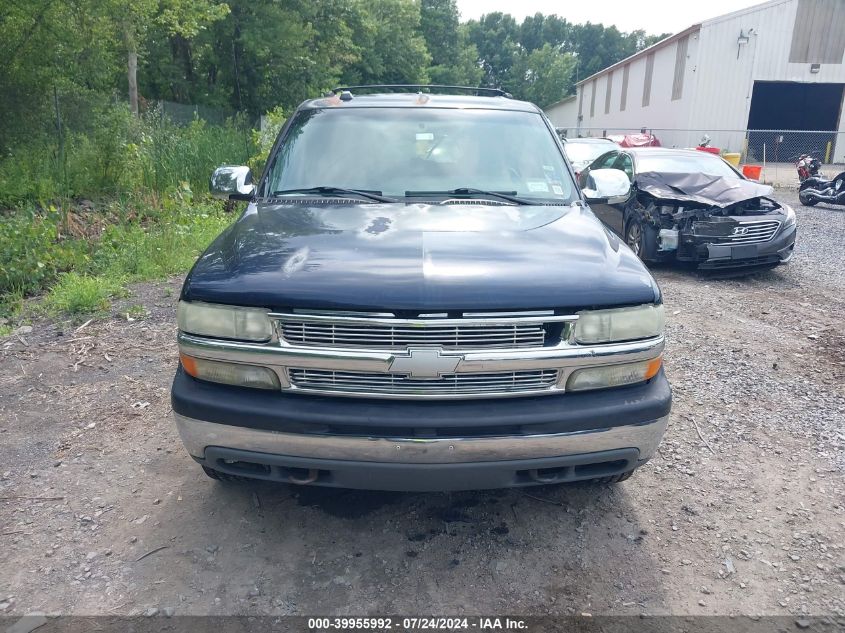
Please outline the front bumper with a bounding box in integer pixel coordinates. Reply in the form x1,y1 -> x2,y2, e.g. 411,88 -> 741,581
685,223 -> 796,271
172,368 -> 671,490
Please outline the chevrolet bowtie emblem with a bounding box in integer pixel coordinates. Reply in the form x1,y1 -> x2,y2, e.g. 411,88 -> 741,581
389,347 -> 462,379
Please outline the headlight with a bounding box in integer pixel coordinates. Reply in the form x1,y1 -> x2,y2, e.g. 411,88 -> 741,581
566,356 -> 663,392
782,204 -> 796,228
180,353 -> 280,390
575,304 -> 664,344
177,301 -> 272,341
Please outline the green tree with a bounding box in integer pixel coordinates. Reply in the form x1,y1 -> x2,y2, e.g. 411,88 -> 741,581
507,44 -> 575,107
0,0 -> 125,147
465,12 -> 520,87
428,31 -> 483,86
419,0 -> 481,86
100,0 -> 229,115
420,0 -> 459,67
343,0 -> 430,85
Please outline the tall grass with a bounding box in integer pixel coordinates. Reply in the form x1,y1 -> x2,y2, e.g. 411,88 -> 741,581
2,195 -> 232,317
0,101 -> 257,318
0,102 -> 254,207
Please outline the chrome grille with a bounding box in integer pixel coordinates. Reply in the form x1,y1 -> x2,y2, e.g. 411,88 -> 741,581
717,220 -> 781,245
288,368 -> 559,396
278,316 -> 550,350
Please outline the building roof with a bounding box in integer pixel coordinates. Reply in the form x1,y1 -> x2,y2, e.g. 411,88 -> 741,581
544,94 -> 577,110
576,24 -> 701,87
575,0 -> 792,87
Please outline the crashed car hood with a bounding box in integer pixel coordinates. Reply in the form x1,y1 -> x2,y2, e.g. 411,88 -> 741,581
181,201 -> 659,312
636,171 -> 774,208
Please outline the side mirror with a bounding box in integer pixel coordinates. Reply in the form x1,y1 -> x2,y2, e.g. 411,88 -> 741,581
582,168 -> 631,204
210,165 -> 255,200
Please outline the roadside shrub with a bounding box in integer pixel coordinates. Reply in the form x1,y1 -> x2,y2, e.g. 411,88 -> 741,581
0,207 -> 90,299
44,273 -> 127,315
0,100 -> 257,318
91,197 -> 231,280
1,194 -> 233,318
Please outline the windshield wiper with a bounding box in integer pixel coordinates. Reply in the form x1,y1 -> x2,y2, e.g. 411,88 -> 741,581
405,188 -> 534,205
271,187 -> 397,203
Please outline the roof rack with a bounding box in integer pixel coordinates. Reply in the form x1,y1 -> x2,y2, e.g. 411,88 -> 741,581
327,84 -> 512,98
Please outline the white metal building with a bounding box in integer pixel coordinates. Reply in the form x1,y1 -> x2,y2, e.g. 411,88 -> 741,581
545,0 -> 845,161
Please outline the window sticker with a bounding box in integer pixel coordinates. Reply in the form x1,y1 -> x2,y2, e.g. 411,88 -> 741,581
526,180 -> 550,193
548,179 -> 564,196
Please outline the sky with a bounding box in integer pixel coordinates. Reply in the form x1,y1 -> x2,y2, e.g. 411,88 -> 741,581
455,0 -> 766,35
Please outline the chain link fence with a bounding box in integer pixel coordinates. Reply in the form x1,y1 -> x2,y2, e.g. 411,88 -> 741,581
571,127 -> 845,187
145,100 -> 258,128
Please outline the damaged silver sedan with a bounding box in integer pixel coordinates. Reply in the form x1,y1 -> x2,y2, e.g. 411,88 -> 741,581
580,148 -> 797,272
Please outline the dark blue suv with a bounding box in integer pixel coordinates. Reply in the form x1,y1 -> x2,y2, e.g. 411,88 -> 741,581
170,86 -> 671,491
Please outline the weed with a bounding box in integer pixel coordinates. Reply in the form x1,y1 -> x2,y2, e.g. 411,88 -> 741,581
0,289 -> 25,321
45,273 -> 127,315
2,195 -> 232,317
125,304 -> 148,319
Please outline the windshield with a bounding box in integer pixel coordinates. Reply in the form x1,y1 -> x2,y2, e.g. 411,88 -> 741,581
265,108 -> 576,203
563,141 -> 615,163
637,153 -> 741,179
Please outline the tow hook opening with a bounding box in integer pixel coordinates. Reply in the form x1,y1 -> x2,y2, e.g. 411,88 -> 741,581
217,458 -> 322,484
523,458 -> 631,484
287,468 -> 320,485
220,458 -> 271,476
528,467 -> 571,483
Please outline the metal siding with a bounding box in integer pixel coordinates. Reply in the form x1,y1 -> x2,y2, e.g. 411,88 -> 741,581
672,35 -> 690,100
620,64 -> 630,111
689,0 -> 845,152
590,79 -> 597,118
545,98 -> 579,129
643,53 -> 655,107
605,70 -> 614,114
567,0 -> 845,152
578,84 -> 584,117
789,0 -> 845,63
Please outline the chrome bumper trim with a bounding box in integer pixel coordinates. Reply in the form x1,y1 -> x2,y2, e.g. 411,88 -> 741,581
177,332 -> 664,399
174,413 -> 669,464
177,333 -> 664,375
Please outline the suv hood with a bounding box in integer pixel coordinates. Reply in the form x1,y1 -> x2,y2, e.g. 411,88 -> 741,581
181,201 -> 659,311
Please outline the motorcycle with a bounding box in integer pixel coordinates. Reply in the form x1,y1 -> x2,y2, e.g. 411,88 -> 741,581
796,154 -> 822,182
798,170 -> 845,207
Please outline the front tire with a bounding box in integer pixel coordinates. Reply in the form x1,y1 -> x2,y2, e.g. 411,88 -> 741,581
625,217 -> 644,257
798,190 -> 818,206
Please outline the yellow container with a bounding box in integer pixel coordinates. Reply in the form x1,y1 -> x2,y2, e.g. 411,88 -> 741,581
723,152 -> 741,166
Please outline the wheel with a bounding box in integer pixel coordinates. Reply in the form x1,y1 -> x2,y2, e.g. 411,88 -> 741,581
798,190 -> 818,206
625,218 -> 644,256
201,465 -> 250,483
590,469 -> 635,485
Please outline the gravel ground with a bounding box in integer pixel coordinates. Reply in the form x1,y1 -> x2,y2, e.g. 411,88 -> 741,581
0,190 -> 844,618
